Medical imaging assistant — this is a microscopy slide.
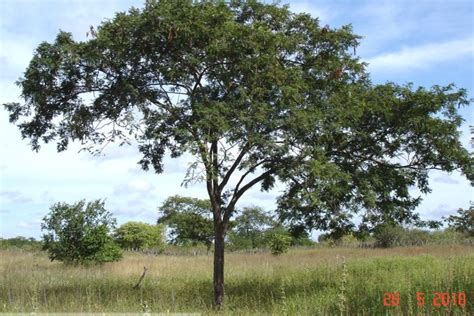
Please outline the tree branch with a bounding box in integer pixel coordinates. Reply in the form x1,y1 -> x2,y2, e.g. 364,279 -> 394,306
225,169 -> 274,222
218,142 -> 250,194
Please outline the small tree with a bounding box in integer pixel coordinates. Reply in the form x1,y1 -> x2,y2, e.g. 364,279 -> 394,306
115,221 -> 165,251
157,195 -> 214,252
41,200 -> 122,264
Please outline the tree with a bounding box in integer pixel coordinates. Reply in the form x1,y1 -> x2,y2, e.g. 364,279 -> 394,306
444,204 -> 474,236
115,221 -> 165,251
41,200 -> 122,264
157,195 -> 214,251
4,0 -> 472,307
228,206 -> 276,249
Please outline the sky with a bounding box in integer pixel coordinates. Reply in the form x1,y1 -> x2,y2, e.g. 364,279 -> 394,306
0,0 -> 473,239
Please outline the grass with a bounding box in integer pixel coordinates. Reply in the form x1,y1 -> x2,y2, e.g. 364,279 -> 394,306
1,245 -> 473,314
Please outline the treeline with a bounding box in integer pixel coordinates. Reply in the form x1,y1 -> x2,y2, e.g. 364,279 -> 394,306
0,236 -> 42,250
319,225 -> 472,248
2,197 -> 472,264
319,207 -> 473,248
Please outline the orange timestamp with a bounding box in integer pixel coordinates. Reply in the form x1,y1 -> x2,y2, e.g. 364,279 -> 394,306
383,291 -> 467,307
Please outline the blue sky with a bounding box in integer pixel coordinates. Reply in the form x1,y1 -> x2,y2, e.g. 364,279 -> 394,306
0,0 -> 472,239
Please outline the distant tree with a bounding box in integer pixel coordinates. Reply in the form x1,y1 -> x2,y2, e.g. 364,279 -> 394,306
157,195 -> 214,252
41,200 -> 122,264
444,205 -> 474,236
5,0 -> 472,307
115,221 -> 165,251
228,206 -> 276,249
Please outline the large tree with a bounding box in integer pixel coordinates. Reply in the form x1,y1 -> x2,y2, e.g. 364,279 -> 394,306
4,0 -> 472,307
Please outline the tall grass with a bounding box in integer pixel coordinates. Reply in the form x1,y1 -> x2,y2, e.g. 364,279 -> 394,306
1,245 -> 472,314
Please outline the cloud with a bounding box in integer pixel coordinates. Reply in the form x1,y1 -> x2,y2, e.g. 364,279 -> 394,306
17,219 -> 42,229
433,175 -> 459,185
0,190 -> 32,204
425,204 -> 457,220
113,179 -> 155,196
113,207 -> 147,217
87,144 -> 141,163
288,1 -> 334,24
366,37 -> 474,72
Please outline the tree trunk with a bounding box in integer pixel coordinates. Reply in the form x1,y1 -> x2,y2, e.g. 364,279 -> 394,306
213,223 -> 226,309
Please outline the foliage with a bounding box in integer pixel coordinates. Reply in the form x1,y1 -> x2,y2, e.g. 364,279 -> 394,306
157,195 -> 214,251
287,225 -> 314,246
0,236 -> 42,251
444,205 -> 474,236
115,221 -> 165,251
267,227 -> 292,255
228,206 -> 276,249
4,0 -> 472,306
228,207 -> 313,250
41,200 -> 122,264
373,225 -> 433,248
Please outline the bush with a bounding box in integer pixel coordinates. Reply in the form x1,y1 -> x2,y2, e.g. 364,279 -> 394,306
268,228 -> 292,255
374,225 -> 405,248
41,199 -> 122,265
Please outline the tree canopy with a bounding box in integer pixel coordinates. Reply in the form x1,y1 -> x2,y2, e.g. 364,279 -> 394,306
4,0 -> 472,307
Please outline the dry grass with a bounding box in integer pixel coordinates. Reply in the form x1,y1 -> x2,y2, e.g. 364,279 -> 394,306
1,245 -> 473,314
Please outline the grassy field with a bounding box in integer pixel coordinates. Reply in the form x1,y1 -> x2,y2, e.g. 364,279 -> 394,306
1,245 -> 472,315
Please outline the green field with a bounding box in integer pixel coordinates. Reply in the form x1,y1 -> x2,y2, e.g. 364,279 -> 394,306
1,245 -> 472,315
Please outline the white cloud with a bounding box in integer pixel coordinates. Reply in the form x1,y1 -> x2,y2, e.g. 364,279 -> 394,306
433,175 -> 459,185
113,179 -> 155,196
0,190 -> 32,204
287,1 -> 334,24
17,218 -> 41,229
366,37 -> 474,72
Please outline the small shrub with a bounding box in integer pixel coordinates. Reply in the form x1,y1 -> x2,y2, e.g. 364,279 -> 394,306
268,228 -> 292,255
